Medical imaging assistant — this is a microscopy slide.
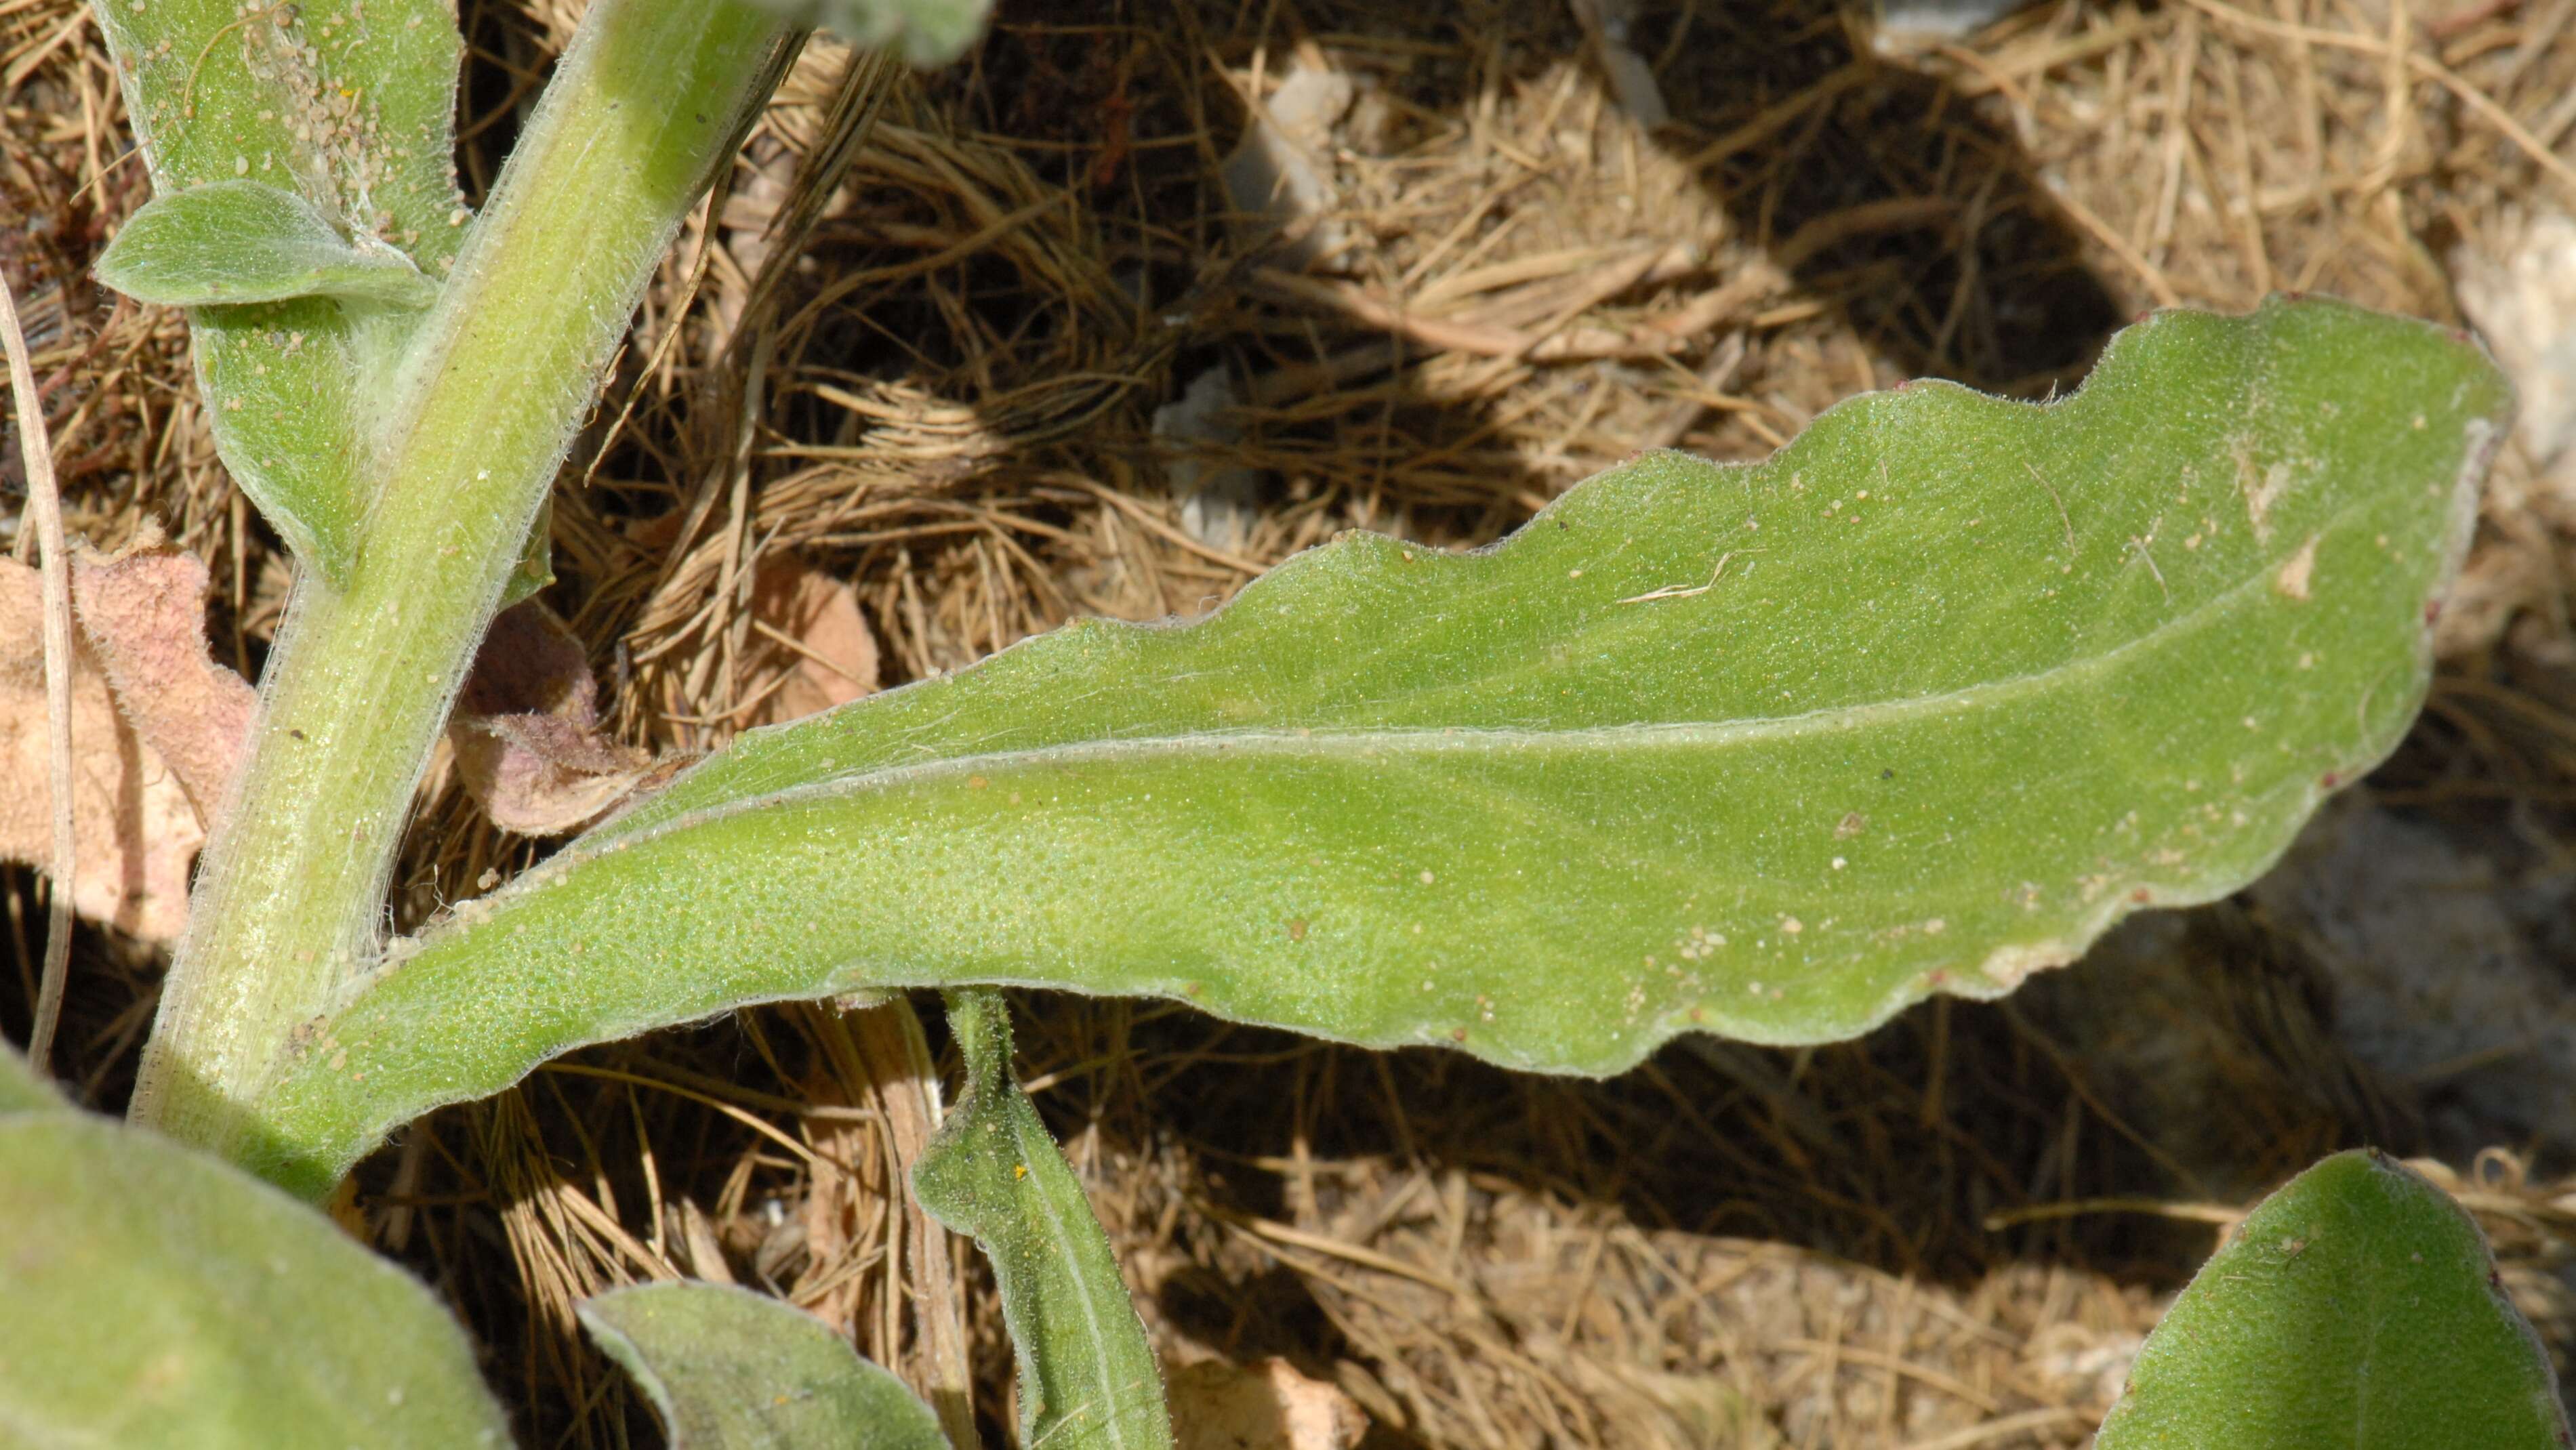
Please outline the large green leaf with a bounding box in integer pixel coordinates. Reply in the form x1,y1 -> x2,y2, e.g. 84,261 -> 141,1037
2096,1151 -> 2569,1448
90,0 -> 470,576
579,1281 -> 949,1449
0,1059 -> 511,1446
0,1044 -> 63,1113
247,298 -> 2508,1193
912,989 -> 1172,1450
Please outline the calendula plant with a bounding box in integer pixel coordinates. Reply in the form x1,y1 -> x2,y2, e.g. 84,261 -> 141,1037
1,0 -> 2566,1438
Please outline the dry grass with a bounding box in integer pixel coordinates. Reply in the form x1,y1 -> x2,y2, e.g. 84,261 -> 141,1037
6,0 -> 2576,1443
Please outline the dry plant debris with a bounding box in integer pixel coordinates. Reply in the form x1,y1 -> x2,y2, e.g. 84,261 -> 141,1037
8,0 -> 2576,1442
0,541 -> 251,942
2455,206 -> 2576,542
744,554 -> 882,725
1166,1355 -> 1368,1450
448,602 -> 674,837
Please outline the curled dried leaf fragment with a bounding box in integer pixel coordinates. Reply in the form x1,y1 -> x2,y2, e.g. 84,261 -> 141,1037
448,602 -> 682,837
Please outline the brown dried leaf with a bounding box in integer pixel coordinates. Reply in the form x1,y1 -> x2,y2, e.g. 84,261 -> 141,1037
0,543 -> 255,942
448,602 -> 674,837
747,556 -> 878,726
1167,1358 -> 1368,1450
71,547 -> 260,822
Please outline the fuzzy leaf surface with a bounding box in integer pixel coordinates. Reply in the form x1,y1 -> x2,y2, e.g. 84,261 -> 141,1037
91,0 -> 470,575
2095,1150 -> 2569,1448
0,1058 -> 510,1445
912,990 -> 1172,1450
579,1281 -> 948,1449
253,299 -> 2508,1191
0,1044 -> 62,1113
96,181 -> 440,310
741,0 -> 990,63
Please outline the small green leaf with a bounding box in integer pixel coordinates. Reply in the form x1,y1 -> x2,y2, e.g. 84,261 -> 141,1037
97,182 -> 440,310
249,299 -> 2510,1192
91,0 -> 470,578
2097,1151 -> 2571,1449
0,1052 -> 511,1446
92,0 -> 469,268
912,989 -> 1173,1450
579,1281 -> 949,1449
739,0 -> 990,64
500,490 -> 558,611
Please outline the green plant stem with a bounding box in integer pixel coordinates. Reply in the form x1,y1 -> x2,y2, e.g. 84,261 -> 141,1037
129,0 -> 800,1161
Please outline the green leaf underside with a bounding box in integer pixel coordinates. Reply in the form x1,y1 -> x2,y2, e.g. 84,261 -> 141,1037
92,0 -> 469,577
2096,1151 -> 2570,1449
743,0 -> 991,64
254,298 -> 2506,1190
0,1111 -> 509,1446
579,1282 -> 948,1450
95,181 -> 439,308
912,990 -> 1173,1450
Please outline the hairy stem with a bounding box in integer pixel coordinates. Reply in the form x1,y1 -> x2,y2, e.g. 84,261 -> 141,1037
131,0 -> 799,1161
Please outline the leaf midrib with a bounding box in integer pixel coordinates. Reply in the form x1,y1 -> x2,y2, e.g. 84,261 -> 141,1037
1010,1106 -> 1156,1450
563,505 -> 2344,867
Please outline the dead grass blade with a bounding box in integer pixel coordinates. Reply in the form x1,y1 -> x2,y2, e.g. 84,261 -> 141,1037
0,266 -> 74,1074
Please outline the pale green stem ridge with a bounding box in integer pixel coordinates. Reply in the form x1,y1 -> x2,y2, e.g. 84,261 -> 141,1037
129,0 -> 800,1157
